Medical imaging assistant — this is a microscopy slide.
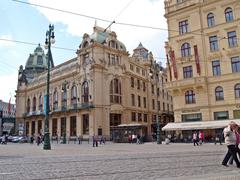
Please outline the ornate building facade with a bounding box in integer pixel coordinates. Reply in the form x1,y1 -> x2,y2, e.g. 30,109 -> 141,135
15,26 -> 173,141
164,0 -> 240,139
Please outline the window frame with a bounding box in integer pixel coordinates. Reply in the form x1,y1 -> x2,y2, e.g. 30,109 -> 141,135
212,60 -> 221,76
181,43 -> 191,57
207,13 -> 215,27
215,86 -> 224,101
179,20 -> 188,35
183,66 -> 193,79
209,35 -> 218,51
225,7 -> 233,22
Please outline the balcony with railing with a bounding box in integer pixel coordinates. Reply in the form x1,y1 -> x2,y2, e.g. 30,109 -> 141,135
24,102 -> 94,117
166,76 -> 206,91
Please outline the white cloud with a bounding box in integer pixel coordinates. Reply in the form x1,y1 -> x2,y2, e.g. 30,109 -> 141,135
0,34 -> 16,47
28,0 -> 167,59
0,73 -> 18,104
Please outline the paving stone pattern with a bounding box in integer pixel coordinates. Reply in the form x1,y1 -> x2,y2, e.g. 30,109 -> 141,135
0,143 -> 239,180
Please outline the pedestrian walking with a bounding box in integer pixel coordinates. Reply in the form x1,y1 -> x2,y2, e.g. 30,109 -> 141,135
199,131 -> 204,145
92,134 -> 96,147
1,134 -> 6,144
214,134 -> 222,145
36,134 -> 41,146
222,121 -> 240,168
192,131 -> 198,146
229,124 -> 240,165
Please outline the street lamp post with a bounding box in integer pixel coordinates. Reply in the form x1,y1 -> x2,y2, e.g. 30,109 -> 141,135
150,66 -> 162,144
43,24 -> 55,150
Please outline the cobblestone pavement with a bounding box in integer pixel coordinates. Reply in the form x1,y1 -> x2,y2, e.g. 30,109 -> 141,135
0,142 -> 239,180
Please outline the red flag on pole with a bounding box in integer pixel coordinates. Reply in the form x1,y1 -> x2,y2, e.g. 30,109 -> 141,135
194,45 -> 201,75
170,50 -> 178,80
166,54 -> 172,81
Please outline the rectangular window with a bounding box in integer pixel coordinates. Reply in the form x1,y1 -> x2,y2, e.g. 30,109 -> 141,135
214,111 -> 229,120
209,35 -> 218,51
143,97 -> 147,108
179,20 -> 188,35
233,110 -> 240,119
131,112 -> 136,121
152,114 -> 156,123
183,66 -> 193,79
144,114 -> 148,122
82,114 -> 89,135
131,94 -> 135,106
152,99 -> 155,110
70,116 -> 77,136
138,113 -> 142,122
182,113 -> 202,122
142,69 -> 146,76
231,56 -> 240,73
228,31 -> 238,48
143,82 -> 146,92
130,64 -> 134,71
137,79 -> 140,90
212,60 -> 221,76
157,101 -> 160,111
131,77 -> 134,88
61,117 -> 66,136
163,102 -> 165,111
138,95 -> 141,107
151,84 -> 154,94
52,118 -> 58,136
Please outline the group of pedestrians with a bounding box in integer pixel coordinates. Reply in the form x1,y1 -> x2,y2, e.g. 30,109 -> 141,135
192,131 -> 204,146
222,121 -> 240,168
92,135 -> 105,147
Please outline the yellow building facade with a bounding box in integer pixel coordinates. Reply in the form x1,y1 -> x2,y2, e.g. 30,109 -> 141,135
164,0 -> 240,140
15,26 -> 173,141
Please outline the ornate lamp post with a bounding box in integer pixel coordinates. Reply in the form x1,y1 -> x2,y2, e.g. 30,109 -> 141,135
43,24 -> 55,150
149,65 -> 162,144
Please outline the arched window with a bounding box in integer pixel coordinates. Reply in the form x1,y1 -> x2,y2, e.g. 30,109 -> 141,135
27,98 -> 30,113
207,13 -> 215,27
225,7 -> 233,22
53,90 -> 58,111
62,86 -> 67,110
108,40 -> 118,49
110,78 -> 122,104
82,81 -> 89,103
215,86 -> 224,101
181,43 -> 191,57
234,84 -> 240,99
185,90 -> 195,104
32,97 -> 36,112
39,95 -> 43,112
71,85 -> 77,105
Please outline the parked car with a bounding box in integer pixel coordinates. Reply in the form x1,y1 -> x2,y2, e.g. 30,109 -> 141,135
12,136 -> 28,143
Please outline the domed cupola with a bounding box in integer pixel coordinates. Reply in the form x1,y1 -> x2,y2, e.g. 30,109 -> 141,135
24,44 -> 54,80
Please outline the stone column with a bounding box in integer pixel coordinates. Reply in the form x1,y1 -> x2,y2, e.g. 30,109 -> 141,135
77,113 -> 82,136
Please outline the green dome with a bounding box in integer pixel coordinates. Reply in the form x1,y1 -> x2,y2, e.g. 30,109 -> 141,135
24,44 -> 53,80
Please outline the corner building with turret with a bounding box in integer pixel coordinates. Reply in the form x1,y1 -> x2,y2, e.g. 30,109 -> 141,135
16,26 -> 173,141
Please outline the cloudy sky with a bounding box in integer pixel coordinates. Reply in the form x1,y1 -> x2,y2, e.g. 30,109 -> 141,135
0,0 -> 168,104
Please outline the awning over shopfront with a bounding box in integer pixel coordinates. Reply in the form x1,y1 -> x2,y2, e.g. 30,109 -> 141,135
162,119 -> 240,131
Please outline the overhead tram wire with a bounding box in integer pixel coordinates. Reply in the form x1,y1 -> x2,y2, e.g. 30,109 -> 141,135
11,0 -> 239,43
0,38 -> 76,52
